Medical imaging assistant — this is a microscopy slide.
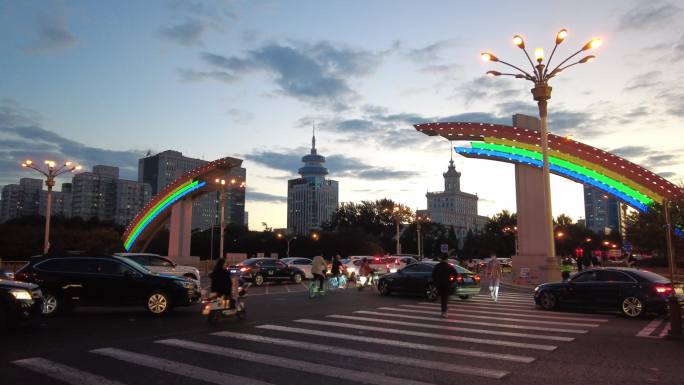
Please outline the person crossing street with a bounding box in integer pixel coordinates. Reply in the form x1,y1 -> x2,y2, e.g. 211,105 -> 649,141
486,255 -> 502,302
431,254 -> 458,318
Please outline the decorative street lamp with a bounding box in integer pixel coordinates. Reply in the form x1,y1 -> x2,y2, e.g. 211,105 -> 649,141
415,214 -> 430,259
214,178 -> 245,259
21,159 -> 81,254
482,29 -> 602,264
383,205 -> 411,254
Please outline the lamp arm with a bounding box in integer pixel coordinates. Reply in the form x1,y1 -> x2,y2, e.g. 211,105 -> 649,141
546,48 -> 583,80
520,48 -> 537,74
544,43 -> 560,78
497,59 -> 536,80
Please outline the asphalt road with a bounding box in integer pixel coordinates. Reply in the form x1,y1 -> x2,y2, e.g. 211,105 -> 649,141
2,280 -> 683,385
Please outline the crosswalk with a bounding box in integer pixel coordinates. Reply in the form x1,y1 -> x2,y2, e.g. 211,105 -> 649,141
10,290 -> 615,384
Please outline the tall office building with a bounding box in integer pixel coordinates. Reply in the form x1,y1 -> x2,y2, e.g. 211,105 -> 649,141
417,157 -> 488,242
287,130 -> 339,235
138,150 -> 246,229
583,186 -> 621,235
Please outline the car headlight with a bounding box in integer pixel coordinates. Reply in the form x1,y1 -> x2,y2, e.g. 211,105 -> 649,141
175,280 -> 194,289
346,267 -> 355,273
10,289 -> 33,301
534,285 -> 540,292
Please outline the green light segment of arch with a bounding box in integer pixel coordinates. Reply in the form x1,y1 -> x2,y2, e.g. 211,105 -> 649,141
124,180 -> 197,250
470,142 -> 653,205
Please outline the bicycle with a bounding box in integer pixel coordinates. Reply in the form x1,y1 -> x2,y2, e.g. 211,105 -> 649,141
308,274 -> 347,298
356,272 -> 377,291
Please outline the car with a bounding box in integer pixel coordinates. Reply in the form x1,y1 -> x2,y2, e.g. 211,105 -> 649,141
236,258 -> 305,286
280,257 -> 313,278
534,268 -> 682,317
1,268 -> 14,280
14,252 -> 200,316
1,277 -> 43,329
116,253 -> 201,285
377,261 -> 481,300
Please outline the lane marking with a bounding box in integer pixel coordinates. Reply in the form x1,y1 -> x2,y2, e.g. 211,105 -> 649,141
285,284 -> 291,293
471,296 -> 533,304
327,314 -> 574,342
635,318 -> 664,338
256,324 -> 535,363
402,304 -> 609,323
421,302 -> 612,321
659,323 -> 671,337
294,319 -> 557,351
212,331 -> 508,379
90,347 -> 272,385
449,300 -> 538,310
355,310 -> 588,334
157,338 -> 434,385
13,357 -> 127,385
379,307 -> 600,328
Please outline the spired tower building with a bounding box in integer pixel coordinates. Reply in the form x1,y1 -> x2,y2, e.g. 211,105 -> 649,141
287,127 -> 339,235
417,154 -> 488,242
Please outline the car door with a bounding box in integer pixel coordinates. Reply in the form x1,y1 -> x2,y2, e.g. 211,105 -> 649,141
34,258 -> 87,303
275,260 -> 291,280
259,259 -> 277,281
566,270 -> 600,308
296,259 -> 312,278
596,271 -> 635,309
390,264 -> 416,292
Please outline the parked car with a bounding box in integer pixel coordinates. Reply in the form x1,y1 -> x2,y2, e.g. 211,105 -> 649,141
14,252 -> 200,316
377,261 -> 481,300
280,257 -> 313,278
534,268 -> 682,317
236,258 -> 305,286
116,253 -> 201,285
1,277 -> 43,329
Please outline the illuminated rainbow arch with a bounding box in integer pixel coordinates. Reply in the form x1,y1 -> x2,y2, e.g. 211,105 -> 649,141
122,157 -> 242,252
415,122 -> 684,213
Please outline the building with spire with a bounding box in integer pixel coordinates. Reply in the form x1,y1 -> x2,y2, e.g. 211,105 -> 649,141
417,153 -> 488,243
287,125 -> 339,235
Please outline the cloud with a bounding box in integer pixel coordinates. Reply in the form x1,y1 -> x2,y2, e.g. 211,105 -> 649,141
187,41 -> 385,110
178,69 -> 236,83
418,63 -> 462,76
407,40 -> 460,63
456,77 -> 525,108
226,108 -> 254,124
0,100 -> 143,183
24,5 -> 77,53
618,2 -> 683,30
673,35 -> 684,62
658,171 -> 677,179
247,191 -> 287,203
609,145 -> 684,172
159,19 -> 205,46
624,71 -> 663,92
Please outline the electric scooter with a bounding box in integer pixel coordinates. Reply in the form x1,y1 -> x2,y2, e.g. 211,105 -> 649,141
202,269 -> 248,324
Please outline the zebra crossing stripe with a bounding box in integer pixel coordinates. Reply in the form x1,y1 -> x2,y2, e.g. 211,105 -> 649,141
294,319 -> 558,351
450,300 -> 537,310
13,357 -> 128,385
156,338 -> 434,385
212,331 -> 509,379
327,314 -> 574,342
355,310 -> 588,334
402,304 -> 609,323
423,302 -> 612,321
257,324 -> 535,363
471,296 -> 533,304
90,347 -> 273,385
636,319 -> 665,337
379,307 -> 600,328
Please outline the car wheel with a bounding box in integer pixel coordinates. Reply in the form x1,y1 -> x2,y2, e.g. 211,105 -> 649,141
292,273 -> 303,284
621,296 -> 644,318
378,281 -> 391,296
426,283 -> 438,301
539,291 -> 557,310
146,291 -> 171,316
253,274 -> 264,286
458,295 -> 470,300
42,292 -> 61,316
183,273 -> 197,281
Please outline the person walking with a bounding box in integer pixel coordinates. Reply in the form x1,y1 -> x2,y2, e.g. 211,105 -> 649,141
431,254 -> 458,318
486,255 -> 502,302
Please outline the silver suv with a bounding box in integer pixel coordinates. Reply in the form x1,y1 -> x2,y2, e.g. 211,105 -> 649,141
116,253 -> 200,286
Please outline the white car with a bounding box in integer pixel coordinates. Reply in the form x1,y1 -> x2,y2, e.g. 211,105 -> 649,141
280,257 -> 313,278
116,253 -> 201,285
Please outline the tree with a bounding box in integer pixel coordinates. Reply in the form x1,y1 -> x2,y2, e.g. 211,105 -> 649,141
625,198 -> 684,260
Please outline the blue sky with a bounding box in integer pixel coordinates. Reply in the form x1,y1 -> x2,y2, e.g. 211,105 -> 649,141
1,0 -> 683,230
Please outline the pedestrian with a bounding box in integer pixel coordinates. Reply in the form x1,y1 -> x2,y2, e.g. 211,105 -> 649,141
576,254 -> 583,272
331,254 -> 342,278
485,255 -> 502,302
431,254 -> 458,318
561,255 -> 573,282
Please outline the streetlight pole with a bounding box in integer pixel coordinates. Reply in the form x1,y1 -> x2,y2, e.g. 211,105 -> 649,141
482,29 -> 602,267
664,199 -> 683,338
415,215 -> 430,259
215,178 -> 245,259
21,159 -> 80,254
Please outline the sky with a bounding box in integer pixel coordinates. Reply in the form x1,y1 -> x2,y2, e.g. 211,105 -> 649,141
1,0 -> 683,230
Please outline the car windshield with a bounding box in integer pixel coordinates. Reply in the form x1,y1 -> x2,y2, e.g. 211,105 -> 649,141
454,265 -> 473,274
114,256 -> 149,274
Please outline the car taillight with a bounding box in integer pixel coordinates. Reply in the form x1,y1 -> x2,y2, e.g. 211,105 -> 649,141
374,257 -> 380,262
240,267 -> 250,272
385,264 -> 390,270
394,258 -> 399,264
474,275 -> 481,282
457,275 -> 463,283
655,285 -> 672,294
449,275 -> 455,282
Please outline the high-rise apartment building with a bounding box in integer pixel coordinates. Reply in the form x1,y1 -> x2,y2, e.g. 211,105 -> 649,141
1,179 -> 72,222
583,186 -> 622,235
138,150 -> 245,229
287,131 -> 339,235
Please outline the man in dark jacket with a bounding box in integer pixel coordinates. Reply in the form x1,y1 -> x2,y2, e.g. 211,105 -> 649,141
432,254 -> 458,318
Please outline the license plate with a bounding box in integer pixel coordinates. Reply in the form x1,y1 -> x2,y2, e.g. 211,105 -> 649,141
463,278 -> 473,284
268,271 -> 274,275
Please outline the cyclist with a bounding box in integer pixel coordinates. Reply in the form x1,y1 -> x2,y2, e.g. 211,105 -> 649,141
358,257 -> 373,286
331,254 -> 343,278
209,258 -> 232,306
312,254 -> 326,292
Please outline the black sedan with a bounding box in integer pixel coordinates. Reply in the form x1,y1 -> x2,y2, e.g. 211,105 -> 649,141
236,258 -> 305,286
377,261 -> 481,300
534,268 -> 680,317
1,277 -> 43,329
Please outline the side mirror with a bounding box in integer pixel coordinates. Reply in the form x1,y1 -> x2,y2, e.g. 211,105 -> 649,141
124,270 -> 140,279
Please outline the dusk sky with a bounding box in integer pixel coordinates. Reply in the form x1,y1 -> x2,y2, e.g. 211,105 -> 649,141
1,0 -> 683,230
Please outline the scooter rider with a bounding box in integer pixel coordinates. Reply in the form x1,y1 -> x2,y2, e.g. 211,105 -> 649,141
359,257 -> 373,285
209,258 -> 232,306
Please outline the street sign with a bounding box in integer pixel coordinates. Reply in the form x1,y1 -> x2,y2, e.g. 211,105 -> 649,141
440,243 -> 448,253
623,240 -> 632,253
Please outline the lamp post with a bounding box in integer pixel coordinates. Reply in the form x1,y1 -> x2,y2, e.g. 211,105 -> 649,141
21,159 -> 80,254
664,199 -> 683,338
215,178 -> 245,259
482,30 -> 602,268
503,226 -> 518,256
415,214 -> 430,259
384,205 -> 411,254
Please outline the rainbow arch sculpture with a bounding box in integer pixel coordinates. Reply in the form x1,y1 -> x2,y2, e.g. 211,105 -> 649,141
415,121 -> 684,212
122,157 -> 243,253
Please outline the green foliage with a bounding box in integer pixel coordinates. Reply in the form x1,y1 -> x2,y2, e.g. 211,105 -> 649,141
625,198 -> 684,257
